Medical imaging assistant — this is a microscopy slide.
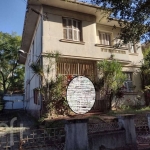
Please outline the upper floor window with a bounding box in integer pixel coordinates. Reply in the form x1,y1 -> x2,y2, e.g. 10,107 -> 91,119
99,31 -> 111,46
128,43 -> 138,53
62,18 -> 82,41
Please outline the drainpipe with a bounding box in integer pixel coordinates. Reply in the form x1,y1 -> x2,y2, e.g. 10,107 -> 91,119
40,6 -> 44,118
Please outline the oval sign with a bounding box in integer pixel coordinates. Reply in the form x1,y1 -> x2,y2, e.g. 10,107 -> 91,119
67,76 -> 95,114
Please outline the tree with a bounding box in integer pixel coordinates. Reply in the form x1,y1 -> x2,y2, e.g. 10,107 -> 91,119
96,59 -> 125,110
0,32 -> 24,95
82,0 -> 150,44
140,46 -> 150,106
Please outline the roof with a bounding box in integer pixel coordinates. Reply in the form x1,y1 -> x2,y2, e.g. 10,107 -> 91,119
20,0 -> 119,64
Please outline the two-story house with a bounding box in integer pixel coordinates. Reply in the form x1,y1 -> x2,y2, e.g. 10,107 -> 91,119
20,0 -> 144,117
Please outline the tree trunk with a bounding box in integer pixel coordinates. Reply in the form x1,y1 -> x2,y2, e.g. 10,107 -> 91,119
108,90 -> 114,110
144,91 -> 150,106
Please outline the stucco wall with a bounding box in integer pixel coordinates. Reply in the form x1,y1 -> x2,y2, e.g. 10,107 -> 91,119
24,17 -> 42,117
3,94 -> 25,109
42,6 -> 143,97
43,6 -> 97,59
24,5 -> 144,115
89,130 -> 126,150
42,6 -> 143,63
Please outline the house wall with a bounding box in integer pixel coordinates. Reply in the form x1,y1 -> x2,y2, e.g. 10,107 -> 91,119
42,6 -> 143,62
3,94 -> 25,109
42,6 -> 143,91
23,5 -> 144,116
24,16 -> 42,118
43,6 -> 96,59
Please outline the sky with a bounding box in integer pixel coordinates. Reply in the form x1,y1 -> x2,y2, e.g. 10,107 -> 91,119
0,0 -> 27,36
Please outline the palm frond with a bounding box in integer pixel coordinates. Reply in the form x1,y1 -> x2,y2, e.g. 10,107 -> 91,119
30,63 -> 44,77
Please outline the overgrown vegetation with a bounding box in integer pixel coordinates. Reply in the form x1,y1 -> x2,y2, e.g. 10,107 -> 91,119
82,0 -> 150,44
140,46 -> 150,106
95,59 -> 126,110
30,52 -> 69,119
107,106 -> 150,116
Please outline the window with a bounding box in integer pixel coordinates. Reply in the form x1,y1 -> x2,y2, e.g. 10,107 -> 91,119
62,18 -> 82,41
57,58 -> 96,81
99,31 -> 111,46
33,89 -> 40,105
123,72 -> 134,92
128,43 -> 138,53
26,81 -> 30,101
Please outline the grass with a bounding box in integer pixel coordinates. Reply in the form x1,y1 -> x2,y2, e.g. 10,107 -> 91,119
107,106 -> 150,116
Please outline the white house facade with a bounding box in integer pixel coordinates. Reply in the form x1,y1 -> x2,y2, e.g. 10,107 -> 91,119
20,0 -> 144,117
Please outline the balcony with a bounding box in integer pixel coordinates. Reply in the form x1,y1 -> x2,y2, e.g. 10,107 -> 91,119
95,44 -> 131,64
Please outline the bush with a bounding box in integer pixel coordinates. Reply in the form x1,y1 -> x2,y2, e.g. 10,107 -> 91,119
0,95 -> 5,112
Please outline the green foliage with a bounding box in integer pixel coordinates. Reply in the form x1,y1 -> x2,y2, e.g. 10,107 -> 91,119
43,51 -> 60,77
82,0 -> 150,44
143,47 -> 150,57
107,106 -> 150,115
97,59 -> 125,92
43,76 -> 69,116
0,95 -> 5,112
30,63 -> 44,77
96,59 -> 126,110
140,46 -> 150,106
0,32 -> 24,94
30,52 -> 69,117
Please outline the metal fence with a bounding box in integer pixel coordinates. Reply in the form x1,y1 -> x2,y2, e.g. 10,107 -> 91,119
0,127 -> 65,150
135,115 -> 150,145
20,128 -> 65,150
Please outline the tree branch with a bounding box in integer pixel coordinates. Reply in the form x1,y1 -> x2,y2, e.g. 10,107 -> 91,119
0,71 -> 5,83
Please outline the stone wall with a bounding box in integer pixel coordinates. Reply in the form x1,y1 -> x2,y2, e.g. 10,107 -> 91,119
89,130 -> 126,150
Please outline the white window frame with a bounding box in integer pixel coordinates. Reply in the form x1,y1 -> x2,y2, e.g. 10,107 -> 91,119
123,72 -> 133,92
128,43 -> 138,53
99,31 -> 111,46
63,18 -> 81,41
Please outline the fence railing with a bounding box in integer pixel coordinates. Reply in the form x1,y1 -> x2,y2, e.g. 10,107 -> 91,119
20,128 -> 65,149
135,115 -> 150,144
88,121 -> 121,134
0,127 -> 65,150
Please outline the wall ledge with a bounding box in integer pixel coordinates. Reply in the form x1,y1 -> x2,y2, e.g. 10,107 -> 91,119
95,44 -> 128,50
129,53 -> 138,56
60,39 -> 85,45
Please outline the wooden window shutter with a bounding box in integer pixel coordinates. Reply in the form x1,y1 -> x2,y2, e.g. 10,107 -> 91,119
78,21 -> 82,41
62,18 -> 67,27
69,29 -> 72,39
68,19 -> 72,27
63,29 -> 67,39
63,18 -> 67,39
33,89 -> 39,105
62,18 -> 82,41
